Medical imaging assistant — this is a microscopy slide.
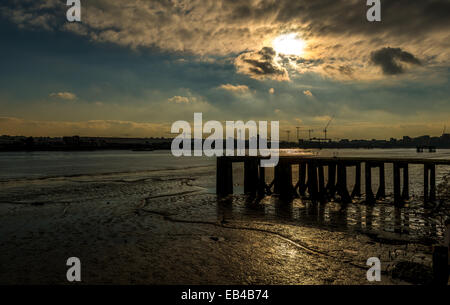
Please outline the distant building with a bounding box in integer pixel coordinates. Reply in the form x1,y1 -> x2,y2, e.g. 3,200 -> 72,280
442,133 -> 450,142
63,136 -> 81,146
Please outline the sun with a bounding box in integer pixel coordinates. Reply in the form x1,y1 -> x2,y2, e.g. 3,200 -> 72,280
272,33 -> 306,56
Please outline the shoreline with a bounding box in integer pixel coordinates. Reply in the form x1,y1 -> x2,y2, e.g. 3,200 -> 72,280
2,146 -> 450,152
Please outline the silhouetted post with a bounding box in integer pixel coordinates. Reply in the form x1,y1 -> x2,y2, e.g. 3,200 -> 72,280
337,163 -> 351,203
326,162 -> 336,198
402,163 -> 409,200
393,162 -> 402,206
244,159 -> 258,195
430,164 -> 436,202
307,161 -> 318,201
433,245 -> 449,285
257,165 -> 265,197
278,162 -> 294,200
318,164 -> 325,202
376,163 -> 386,199
365,162 -> 375,204
274,164 -> 281,194
351,162 -> 361,198
298,163 -> 307,196
424,164 -> 429,203
216,157 -> 233,196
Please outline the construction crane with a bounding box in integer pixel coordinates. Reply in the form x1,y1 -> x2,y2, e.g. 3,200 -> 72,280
323,116 -> 334,141
295,127 -> 315,142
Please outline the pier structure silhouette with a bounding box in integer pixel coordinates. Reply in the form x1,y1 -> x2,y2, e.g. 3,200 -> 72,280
216,156 -> 450,205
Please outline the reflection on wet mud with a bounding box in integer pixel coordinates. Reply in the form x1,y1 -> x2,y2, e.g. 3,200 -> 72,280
216,194 -> 447,244
225,158 -> 449,246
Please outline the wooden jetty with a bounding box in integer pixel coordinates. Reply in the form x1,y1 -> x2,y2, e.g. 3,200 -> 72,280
216,156 -> 450,205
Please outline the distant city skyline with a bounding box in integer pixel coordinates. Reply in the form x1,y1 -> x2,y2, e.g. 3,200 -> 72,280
0,1 -> 449,139
2,131 -> 450,143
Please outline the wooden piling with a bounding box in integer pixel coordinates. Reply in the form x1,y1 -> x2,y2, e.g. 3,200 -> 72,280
351,162 -> 361,198
430,164 -> 436,202
326,162 -> 336,198
365,162 -> 375,204
376,163 -> 386,199
337,163 -> 351,203
318,164 -> 325,202
298,163 -> 307,196
424,164 -> 429,203
216,157 -> 233,196
274,164 -> 281,194
432,246 -> 449,285
278,162 -> 294,200
393,162 -> 402,206
257,166 -> 265,197
244,159 -> 259,195
402,163 -> 409,200
307,161 -> 319,201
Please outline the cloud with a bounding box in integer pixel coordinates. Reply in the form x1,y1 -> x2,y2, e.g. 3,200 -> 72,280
313,115 -> 333,122
1,0 -> 449,81
0,117 -> 168,137
370,47 -> 422,75
303,90 -> 313,97
49,92 -> 77,100
167,96 -> 192,104
235,47 -> 290,81
5,0 -> 447,54
218,84 -> 250,93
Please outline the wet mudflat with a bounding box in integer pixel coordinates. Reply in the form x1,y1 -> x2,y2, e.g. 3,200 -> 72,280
0,163 -> 447,284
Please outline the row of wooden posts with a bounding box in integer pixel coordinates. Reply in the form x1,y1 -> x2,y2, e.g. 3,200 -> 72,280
217,157 -> 442,205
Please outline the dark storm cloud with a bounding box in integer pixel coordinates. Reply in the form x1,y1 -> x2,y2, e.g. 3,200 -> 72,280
223,0 -> 450,39
243,47 -> 284,76
282,0 -> 450,38
236,47 -> 289,81
371,47 -> 422,75
244,59 -> 284,76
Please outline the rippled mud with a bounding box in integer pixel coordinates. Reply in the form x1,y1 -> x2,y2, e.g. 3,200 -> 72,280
0,166 -> 448,284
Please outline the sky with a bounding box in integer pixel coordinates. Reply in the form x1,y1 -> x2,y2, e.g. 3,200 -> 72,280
0,0 -> 449,140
